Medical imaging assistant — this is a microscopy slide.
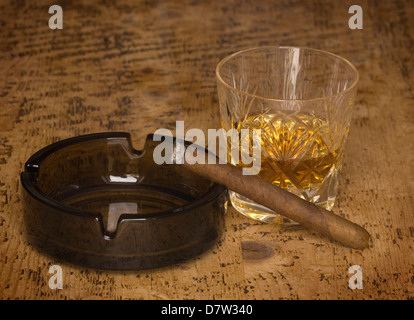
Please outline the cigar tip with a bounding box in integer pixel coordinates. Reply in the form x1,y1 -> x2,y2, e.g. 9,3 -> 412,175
351,227 -> 371,250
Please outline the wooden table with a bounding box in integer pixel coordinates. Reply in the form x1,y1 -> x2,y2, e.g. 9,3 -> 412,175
0,0 -> 413,300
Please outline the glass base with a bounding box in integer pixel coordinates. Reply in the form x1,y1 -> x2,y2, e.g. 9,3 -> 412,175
229,190 -> 299,226
228,162 -> 341,226
229,189 -> 337,227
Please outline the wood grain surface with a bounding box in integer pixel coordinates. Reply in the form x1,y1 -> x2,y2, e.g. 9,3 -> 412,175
0,0 -> 413,300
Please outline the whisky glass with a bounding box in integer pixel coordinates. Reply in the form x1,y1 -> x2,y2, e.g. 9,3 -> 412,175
216,46 -> 359,225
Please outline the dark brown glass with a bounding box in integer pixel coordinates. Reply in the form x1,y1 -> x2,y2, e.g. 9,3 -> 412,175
20,133 -> 227,270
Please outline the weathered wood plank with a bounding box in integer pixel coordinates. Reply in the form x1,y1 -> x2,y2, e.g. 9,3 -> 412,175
0,0 -> 412,300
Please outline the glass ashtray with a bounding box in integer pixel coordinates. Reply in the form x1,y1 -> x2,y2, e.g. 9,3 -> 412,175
20,132 -> 227,270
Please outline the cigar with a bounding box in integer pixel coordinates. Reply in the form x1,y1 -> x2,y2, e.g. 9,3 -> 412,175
183,158 -> 371,250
